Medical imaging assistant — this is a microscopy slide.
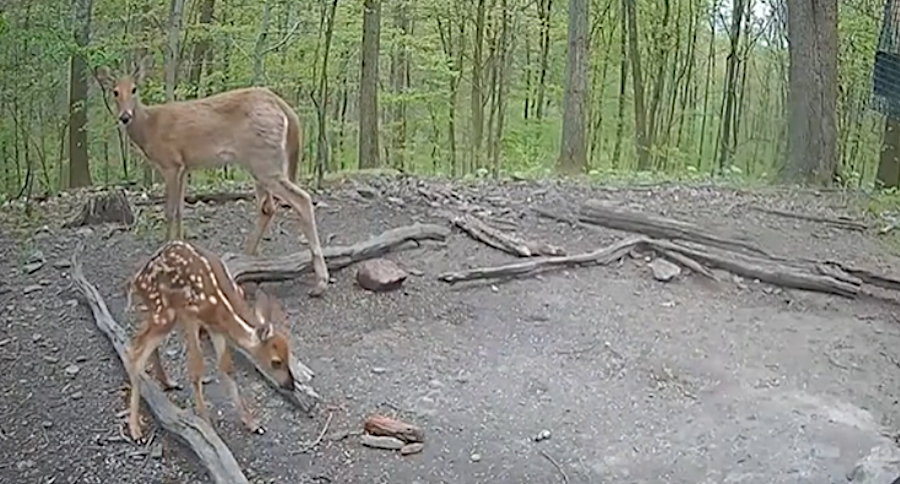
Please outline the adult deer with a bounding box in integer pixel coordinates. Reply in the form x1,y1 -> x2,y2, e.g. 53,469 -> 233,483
95,59 -> 329,296
124,239 -> 295,442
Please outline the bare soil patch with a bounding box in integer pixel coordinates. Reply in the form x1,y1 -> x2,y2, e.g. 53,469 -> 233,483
2,176 -> 900,483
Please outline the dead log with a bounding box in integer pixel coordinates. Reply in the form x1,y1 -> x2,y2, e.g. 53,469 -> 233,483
222,223 -> 450,283
437,236 -> 645,284
70,247 -> 250,484
452,214 -> 565,257
821,261 -> 900,292
438,235 -> 860,298
64,188 -> 136,228
134,191 -> 257,206
749,205 -> 868,231
644,239 -> 859,298
577,201 -> 773,258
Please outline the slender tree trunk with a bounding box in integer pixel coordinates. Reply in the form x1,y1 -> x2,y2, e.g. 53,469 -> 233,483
611,0 -> 627,169
877,116 -> 900,188
166,0 -> 186,101
68,0 -> 94,188
187,0 -> 215,98
471,0 -> 487,171
535,0 -> 552,119
358,0 -> 381,168
624,0 -> 649,170
557,0 -> 590,174
717,0 -> 744,172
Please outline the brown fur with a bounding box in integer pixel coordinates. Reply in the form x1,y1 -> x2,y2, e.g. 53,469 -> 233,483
95,59 -> 327,297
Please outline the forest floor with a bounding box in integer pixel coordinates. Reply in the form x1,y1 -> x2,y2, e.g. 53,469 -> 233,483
3,174 -> 900,484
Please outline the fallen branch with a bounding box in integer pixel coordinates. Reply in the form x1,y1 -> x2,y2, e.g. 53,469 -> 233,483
438,235 -> 860,298
578,201 -> 773,258
437,236 -> 645,284
223,223 -> 451,283
452,214 -> 565,257
134,191 -> 256,206
645,239 -> 859,298
70,247 -> 249,484
749,205 -> 868,231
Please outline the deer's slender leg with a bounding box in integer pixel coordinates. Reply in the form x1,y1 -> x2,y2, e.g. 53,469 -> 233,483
242,182 -> 277,256
266,175 -> 329,296
125,317 -> 172,442
209,332 -> 263,434
148,346 -> 181,391
182,318 -> 210,422
161,165 -> 187,241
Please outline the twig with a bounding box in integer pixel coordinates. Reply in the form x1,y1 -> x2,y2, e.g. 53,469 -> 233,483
749,205 -> 868,231
539,449 -> 569,484
293,411 -> 334,454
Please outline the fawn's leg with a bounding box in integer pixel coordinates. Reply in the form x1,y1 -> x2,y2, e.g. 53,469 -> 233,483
125,318 -> 170,442
148,346 -> 181,390
266,175 -> 329,297
209,333 -> 264,434
182,319 -> 210,422
243,183 -> 277,257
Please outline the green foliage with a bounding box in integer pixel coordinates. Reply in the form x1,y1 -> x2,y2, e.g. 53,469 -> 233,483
0,0 -> 890,199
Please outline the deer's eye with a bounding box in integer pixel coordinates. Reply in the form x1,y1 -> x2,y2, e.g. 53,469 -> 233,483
131,86 -> 137,94
113,89 -> 119,97
271,359 -> 284,370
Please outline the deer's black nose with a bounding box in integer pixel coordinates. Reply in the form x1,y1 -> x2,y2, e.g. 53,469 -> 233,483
281,375 -> 295,391
119,112 -> 132,125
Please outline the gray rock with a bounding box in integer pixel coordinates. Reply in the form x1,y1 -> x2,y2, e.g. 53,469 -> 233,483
360,434 -> 405,450
847,442 -> 900,483
648,258 -> 681,282
356,258 -> 408,292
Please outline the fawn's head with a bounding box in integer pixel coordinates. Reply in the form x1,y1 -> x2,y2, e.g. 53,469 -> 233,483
94,58 -> 148,127
250,290 -> 295,391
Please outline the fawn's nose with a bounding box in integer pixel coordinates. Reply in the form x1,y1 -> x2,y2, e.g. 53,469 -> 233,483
119,112 -> 133,125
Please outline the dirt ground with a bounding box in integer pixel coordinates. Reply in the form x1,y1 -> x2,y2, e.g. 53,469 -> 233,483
3,175 -> 900,484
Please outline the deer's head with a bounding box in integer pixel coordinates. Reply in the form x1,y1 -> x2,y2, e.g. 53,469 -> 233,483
251,290 -> 295,391
94,58 -> 148,127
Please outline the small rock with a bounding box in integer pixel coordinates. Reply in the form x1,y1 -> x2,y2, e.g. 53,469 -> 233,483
470,453 -> 482,462
32,333 -> 43,342
387,196 -> 405,206
53,260 -> 72,269
70,391 -> 83,400
847,442 -> 900,483
534,429 -> 552,442
75,227 -> 93,237
150,442 -> 163,459
42,355 -> 59,364
428,379 -> 444,388
64,364 -> 80,376
75,355 -> 88,362
23,284 -> 43,294
490,285 -> 499,293
356,259 -> 408,292
356,185 -> 380,199
360,434 -> 405,450
22,250 -> 45,274
408,268 -> 425,277
400,442 -> 425,455
648,258 -> 681,282
41,420 -> 53,428
371,367 -> 387,374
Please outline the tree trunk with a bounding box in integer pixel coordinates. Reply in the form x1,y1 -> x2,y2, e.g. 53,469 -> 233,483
877,116 -> 900,189
165,0 -> 186,101
717,0 -> 745,172
783,0 -> 838,185
535,0 -> 552,120
68,0 -> 94,188
557,0 -> 589,174
187,0 -> 215,98
390,0 -> 410,171
315,0 -> 340,185
624,0 -> 649,170
471,0 -> 487,171
358,0 -> 381,169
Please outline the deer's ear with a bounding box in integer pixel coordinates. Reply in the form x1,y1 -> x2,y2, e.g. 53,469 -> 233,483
254,289 -> 272,322
94,66 -> 114,90
267,295 -> 288,331
131,56 -> 149,84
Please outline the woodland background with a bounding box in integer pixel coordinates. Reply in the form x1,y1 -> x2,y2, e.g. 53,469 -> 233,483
0,0 -> 890,201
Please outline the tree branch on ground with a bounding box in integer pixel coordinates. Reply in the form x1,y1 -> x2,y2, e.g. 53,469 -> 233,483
748,205 -> 868,231
451,214 -> 565,257
70,247 -> 250,484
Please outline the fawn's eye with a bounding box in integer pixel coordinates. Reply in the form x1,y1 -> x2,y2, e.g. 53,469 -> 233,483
112,89 -> 119,97
271,359 -> 284,370
131,86 -> 137,94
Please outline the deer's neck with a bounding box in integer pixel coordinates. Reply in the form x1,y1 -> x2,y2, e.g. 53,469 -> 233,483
217,308 -> 261,351
124,103 -> 155,153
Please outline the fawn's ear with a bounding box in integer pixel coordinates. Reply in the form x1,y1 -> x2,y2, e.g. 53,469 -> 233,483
256,323 -> 275,342
266,294 -> 289,331
94,66 -> 114,90
254,289 -> 272,324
